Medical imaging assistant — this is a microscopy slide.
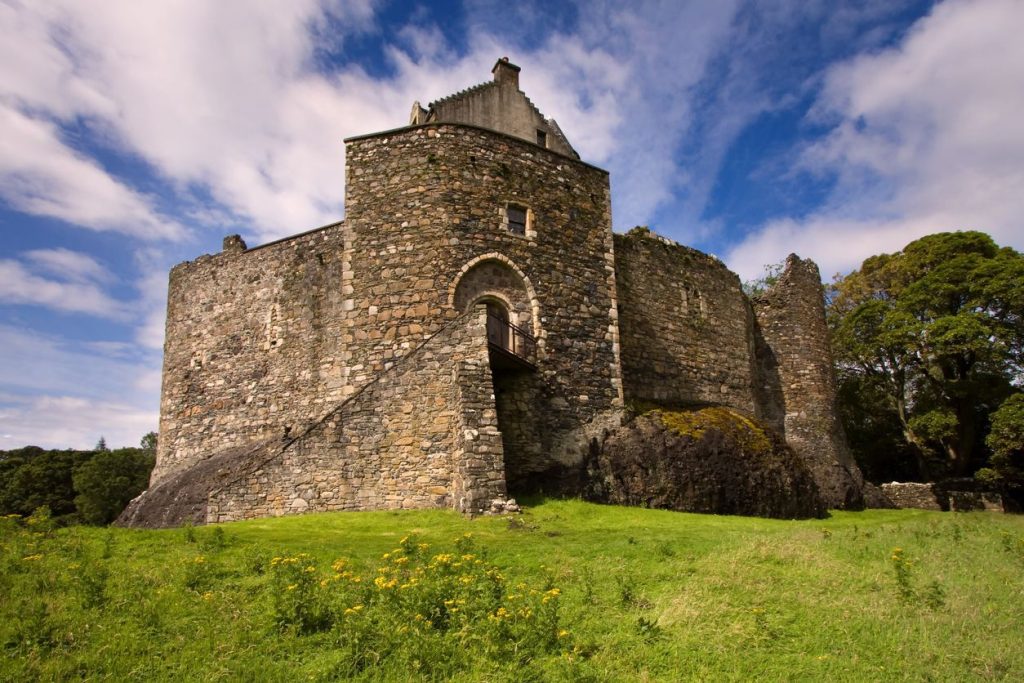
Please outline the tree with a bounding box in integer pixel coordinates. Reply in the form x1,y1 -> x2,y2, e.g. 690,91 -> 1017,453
95,436 -> 108,451
0,447 -> 90,517
72,448 -> 155,525
742,260 -> 785,298
977,393 -> 1024,504
140,431 -> 158,453
828,231 -> 1024,479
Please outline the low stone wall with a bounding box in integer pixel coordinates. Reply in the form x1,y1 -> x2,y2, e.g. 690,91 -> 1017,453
880,482 -> 942,510
880,481 -> 1005,512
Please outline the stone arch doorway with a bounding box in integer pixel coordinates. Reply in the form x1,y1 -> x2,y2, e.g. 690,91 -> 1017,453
450,256 -> 543,494
450,256 -> 537,337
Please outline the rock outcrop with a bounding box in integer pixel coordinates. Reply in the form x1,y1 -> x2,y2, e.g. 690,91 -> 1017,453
586,407 -> 826,519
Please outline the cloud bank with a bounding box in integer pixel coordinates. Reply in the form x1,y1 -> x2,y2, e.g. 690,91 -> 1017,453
726,0 -> 1024,280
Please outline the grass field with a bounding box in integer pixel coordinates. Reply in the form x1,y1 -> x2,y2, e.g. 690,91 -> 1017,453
3,500 -> 1023,681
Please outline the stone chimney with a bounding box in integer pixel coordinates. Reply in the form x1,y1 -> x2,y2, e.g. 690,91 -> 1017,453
492,57 -> 521,89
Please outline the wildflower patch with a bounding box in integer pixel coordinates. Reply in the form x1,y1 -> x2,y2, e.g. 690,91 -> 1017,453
266,533 -> 567,674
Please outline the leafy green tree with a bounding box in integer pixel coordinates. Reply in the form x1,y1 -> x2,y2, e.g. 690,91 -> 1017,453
828,231 -> 1024,479
743,260 -> 786,298
977,394 -> 1024,503
140,431 -> 158,453
0,447 -> 90,517
72,448 -> 154,525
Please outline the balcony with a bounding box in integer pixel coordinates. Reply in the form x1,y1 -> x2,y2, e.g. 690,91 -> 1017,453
486,313 -> 537,371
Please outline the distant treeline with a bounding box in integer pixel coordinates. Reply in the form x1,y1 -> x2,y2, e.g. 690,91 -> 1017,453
0,436 -> 155,525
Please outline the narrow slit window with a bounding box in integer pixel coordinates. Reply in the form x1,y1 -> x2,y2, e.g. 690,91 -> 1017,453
536,129 -> 547,147
507,205 -> 527,235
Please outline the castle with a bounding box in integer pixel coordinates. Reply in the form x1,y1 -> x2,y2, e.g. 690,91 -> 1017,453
122,59 -> 862,527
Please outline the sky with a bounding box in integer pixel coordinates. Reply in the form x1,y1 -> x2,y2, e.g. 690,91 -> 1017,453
1,0 -> 1023,449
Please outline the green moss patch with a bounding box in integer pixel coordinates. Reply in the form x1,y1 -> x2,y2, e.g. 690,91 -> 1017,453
652,406 -> 773,457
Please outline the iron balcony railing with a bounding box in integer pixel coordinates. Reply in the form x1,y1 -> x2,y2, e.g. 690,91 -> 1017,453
486,313 -> 537,366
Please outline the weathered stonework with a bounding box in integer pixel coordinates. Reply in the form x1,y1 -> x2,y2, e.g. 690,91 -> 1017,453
123,59 -> 865,527
752,256 -> 865,509
615,228 -> 758,414
877,481 -> 1005,513
880,482 -> 943,511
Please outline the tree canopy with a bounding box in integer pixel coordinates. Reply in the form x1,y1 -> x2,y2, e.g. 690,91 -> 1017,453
828,231 -> 1024,480
0,439 -> 155,525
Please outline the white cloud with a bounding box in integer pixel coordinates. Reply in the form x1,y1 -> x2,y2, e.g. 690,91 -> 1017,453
526,1 -> 741,229
0,0 -> 748,245
0,325 -> 159,449
727,0 -> 1024,280
0,256 -> 127,319
24,248 -> 113,284
131,248 -> 172,350
0,105 -> 185,239
0,395 -> 157,451
6,0 -> 385,244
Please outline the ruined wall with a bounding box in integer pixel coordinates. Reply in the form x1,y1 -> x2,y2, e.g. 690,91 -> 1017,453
343,123 -> 623,478
205,309 -> 505,522
614,229 -> 759,415
155,225 -> 352,484
753,255 -> 864,508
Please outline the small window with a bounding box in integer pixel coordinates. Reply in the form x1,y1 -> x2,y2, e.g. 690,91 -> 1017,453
682,285 -> 705,319
507,205 -> 527,235
536,129 -> 547,147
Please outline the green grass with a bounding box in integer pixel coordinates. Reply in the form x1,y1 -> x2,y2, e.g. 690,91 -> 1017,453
3,500 -> 1024,681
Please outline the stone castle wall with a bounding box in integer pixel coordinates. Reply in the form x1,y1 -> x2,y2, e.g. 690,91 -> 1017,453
206,308 -> 503,522
156,122 -> 623,503
123,308 -> 504,525
612,235 -> 865,509
155,224 -> 351,484
614,230 -> 758,414
753,255 -> 864,508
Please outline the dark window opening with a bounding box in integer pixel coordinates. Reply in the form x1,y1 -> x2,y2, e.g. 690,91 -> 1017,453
507,205 -> 527,235
536,129 -> 547,147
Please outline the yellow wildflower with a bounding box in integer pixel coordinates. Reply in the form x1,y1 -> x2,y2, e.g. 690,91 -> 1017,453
374,576 -> 398,590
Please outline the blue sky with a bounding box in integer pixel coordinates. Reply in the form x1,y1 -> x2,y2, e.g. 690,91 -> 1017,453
2,0 -> 1023,449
